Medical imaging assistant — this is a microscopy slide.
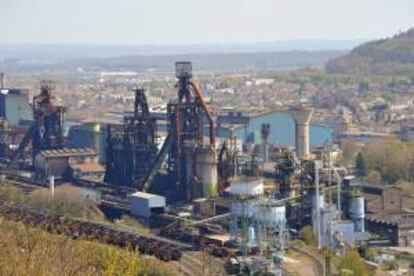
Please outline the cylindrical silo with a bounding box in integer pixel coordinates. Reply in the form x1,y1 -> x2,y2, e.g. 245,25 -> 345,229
195,146 -> 218,197
349,196 -> 365,232
228,178 -> 264,243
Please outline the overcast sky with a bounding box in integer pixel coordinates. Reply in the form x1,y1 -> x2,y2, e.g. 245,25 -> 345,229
1,0 -> 413,45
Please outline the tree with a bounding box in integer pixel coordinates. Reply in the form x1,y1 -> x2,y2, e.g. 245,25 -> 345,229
355,152 -> 367,177
338,249 -> 369,276
366,170 -> 382,185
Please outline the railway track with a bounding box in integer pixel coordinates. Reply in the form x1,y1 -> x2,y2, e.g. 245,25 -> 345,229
0,201 -> 189,262
280,266 -> 292,276
290,245 -> 324,276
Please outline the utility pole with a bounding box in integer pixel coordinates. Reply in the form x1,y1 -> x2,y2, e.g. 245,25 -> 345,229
314,160 -> 321,249
328,150 -> 333,247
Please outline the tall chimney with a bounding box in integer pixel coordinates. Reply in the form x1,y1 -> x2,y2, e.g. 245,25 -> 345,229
289,107 -> 314,159
0,72 -> 4,89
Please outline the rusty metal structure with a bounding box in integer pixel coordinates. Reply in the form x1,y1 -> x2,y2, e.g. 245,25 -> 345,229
167,62 -> 217,200
105,89 -> 158,188
9,81 -> 65,167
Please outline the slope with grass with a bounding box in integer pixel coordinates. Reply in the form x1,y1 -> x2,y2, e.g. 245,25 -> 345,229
0,219 -> 176,276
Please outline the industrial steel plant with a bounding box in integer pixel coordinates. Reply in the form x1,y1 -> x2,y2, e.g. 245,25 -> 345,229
0,61 -> 412,275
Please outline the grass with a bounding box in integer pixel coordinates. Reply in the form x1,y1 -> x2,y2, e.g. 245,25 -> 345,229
0,219 -> 176,276
0,181 -> 174,275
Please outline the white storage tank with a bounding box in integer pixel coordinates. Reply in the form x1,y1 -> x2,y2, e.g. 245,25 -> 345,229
231,200 -> 255,218
228,177 -> 264,197
253,200 -> 286,226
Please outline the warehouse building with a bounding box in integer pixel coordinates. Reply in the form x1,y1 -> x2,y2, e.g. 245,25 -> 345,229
363,184 -> 414,246
34,147 -> 101,179
129,191 -> 166,218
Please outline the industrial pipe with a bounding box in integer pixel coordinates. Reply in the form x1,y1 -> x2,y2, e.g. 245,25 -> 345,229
190,80 -> 215,146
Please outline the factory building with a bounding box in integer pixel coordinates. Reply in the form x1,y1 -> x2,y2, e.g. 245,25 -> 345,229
129,191 -> 166,218
363,184 -> 414,246
367,214 -> 414,246
34,147 -> 101,179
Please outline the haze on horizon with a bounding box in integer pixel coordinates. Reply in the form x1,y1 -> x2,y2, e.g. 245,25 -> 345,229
0,0 -> 413,45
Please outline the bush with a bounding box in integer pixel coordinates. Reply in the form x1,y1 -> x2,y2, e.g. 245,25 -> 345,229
338,249 -> 369,276
0,220 -> 175,276
299,225 -> 317,247
366,170 -> 382,185
382,260 -> 398,271
365,247 -> 377,261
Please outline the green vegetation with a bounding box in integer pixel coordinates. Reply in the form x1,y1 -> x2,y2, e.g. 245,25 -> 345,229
26,184 -> 105,221
0,182 -> 150,232
327,28 -> 414,76
0,182 -> 171,275
338,249 -> 369,276
355,152 -> 367,178
360,138 -> 414,190
299,225 -> 317,247
204,182 -> 218,198
381,260 -> 399,271
0,220 -> 175,276
365,247 -> 377,262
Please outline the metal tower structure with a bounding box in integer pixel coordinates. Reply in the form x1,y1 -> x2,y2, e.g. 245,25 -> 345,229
9,81 -> 65,167
124,88 -> 158,188
167,61 -> 216,199
105,88 -> 158,189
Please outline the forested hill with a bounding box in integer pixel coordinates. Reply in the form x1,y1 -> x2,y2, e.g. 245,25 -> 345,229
326,28 -> 414,75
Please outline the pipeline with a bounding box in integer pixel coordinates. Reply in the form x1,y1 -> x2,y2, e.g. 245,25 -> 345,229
190,80 -> 215,146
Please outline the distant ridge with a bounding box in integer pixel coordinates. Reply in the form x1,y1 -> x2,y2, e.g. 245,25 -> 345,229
326,28 -> 414,75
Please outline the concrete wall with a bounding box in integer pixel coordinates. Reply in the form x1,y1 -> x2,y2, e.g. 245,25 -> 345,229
400,227 -> 414,246
402,195 -> 414,211
382,187 -> 403,211
35,154 -> 69,178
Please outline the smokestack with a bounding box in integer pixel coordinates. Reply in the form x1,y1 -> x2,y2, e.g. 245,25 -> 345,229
289,107 -> 314,159
0,72 -> 4,89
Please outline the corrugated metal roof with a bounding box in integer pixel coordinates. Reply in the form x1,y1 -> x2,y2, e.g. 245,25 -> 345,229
130,191 -> 164,200
70,163 -> 105,173
41,147 -> 97,157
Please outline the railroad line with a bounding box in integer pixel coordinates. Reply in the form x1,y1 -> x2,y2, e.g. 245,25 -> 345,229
290,245 -> 324,276
0,201 -> 189,262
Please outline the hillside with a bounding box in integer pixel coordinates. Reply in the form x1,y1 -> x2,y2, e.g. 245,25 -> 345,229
0,219 -> 175,276
0,50 -> 344,75
326,28 -> 414,75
